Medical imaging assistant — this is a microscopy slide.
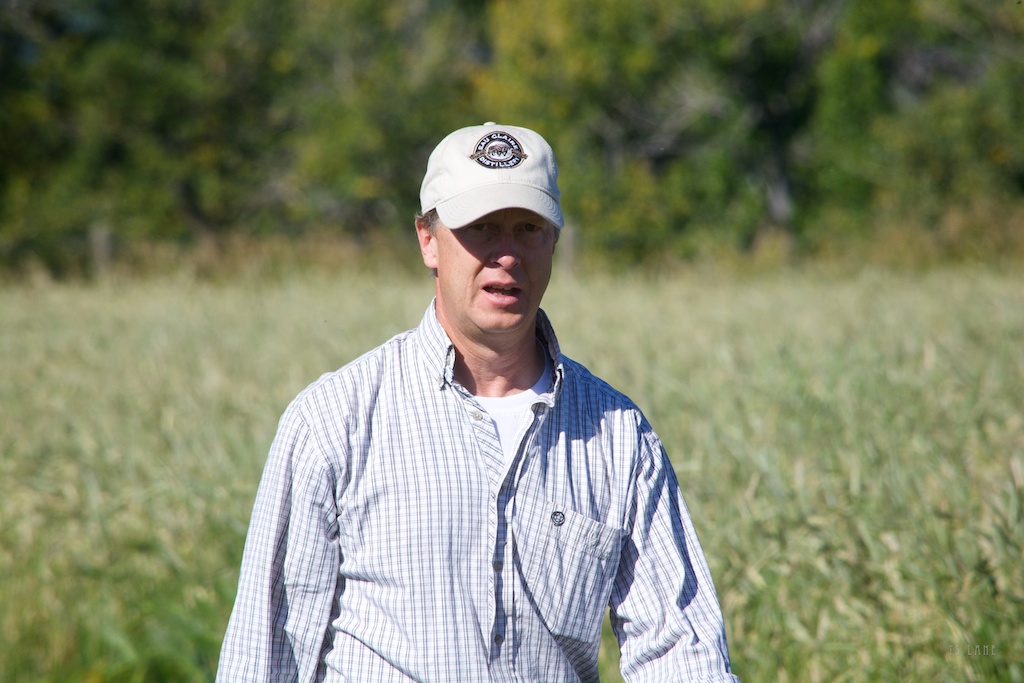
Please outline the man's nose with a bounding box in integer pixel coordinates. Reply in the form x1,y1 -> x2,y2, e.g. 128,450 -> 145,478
492,232 -> 520,268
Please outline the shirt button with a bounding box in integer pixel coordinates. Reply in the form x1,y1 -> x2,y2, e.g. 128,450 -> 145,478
493,634 -> 504,645
551,510 -> 566,526
470,410 -> 484,421
493,561 -> 503,572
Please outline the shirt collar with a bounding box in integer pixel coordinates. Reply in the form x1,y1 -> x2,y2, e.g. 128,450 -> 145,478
417,298 -> 564,399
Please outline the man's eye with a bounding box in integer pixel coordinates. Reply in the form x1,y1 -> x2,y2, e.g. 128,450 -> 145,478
524,224 -> 541,233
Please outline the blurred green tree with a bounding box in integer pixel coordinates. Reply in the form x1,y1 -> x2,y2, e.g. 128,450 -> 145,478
801,0 -> 1024,257
0,0 -> 297,275
1,0 -> 1021,274
474,0 -> 834,261
276,0 -> 490,242
475,0 -> 1024,263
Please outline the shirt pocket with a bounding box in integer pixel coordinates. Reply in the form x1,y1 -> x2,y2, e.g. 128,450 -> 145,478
512,501 -> 625,642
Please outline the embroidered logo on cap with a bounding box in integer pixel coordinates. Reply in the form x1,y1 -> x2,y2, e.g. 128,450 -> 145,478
469,131 -> 528,169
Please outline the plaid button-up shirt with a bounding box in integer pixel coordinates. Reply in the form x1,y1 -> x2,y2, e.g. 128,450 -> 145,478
217,301 -> 738,683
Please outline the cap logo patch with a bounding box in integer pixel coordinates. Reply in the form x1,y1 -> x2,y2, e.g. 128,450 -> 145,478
469,131 -> 528,169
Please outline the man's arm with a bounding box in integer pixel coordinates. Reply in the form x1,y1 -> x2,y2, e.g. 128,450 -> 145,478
216,406 -> 341,683
610,427 -> 740,682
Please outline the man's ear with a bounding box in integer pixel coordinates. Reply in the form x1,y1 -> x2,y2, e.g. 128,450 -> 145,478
416,220 -> 439,270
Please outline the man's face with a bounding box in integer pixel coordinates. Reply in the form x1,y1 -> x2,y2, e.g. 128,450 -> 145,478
417,208 -> 558,349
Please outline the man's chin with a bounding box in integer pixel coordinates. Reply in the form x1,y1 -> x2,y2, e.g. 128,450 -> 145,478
473,309 -> 534,338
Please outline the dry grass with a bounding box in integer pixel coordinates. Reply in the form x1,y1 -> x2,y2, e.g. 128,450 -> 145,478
1,266 -> 1022,681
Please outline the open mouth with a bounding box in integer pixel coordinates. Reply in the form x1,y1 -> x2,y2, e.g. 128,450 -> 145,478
484,284 -> 519,295
482,284 -> 522,304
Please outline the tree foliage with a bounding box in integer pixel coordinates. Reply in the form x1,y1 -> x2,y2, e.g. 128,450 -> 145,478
1,0 -> 1022,274
1,0 -> 297,272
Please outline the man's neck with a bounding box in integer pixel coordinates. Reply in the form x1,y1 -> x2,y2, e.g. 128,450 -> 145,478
431,295 -> 547,397
451,335 -> 545,397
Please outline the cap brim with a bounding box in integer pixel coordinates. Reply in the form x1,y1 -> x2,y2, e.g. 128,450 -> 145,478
434,184 -> 564,230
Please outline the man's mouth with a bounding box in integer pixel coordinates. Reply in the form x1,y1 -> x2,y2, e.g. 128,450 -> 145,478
482,284 -> 522,303
484,284 -> 519,295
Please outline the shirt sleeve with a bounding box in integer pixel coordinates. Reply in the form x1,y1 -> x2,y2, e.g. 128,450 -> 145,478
216,402 -> 341,683
611,425 -> 740,682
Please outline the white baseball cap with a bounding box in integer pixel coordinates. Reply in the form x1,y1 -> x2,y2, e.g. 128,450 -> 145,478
419,122 -> 563,230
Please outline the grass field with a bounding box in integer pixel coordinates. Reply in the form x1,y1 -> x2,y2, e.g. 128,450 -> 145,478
2,266 -> 1022,682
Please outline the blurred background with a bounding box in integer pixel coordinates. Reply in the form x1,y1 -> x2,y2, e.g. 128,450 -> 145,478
3,3 -> 1024,682
2,0 -> 1023,278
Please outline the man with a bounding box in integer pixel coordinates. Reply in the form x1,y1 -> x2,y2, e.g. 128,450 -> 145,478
217,122 -> 739,682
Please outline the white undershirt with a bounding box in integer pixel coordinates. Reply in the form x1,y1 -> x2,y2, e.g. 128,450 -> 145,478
473,357 -> 552,464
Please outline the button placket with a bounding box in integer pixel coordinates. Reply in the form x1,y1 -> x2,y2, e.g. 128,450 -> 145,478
491,475 -> 516,659
487,487 -> 500,654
